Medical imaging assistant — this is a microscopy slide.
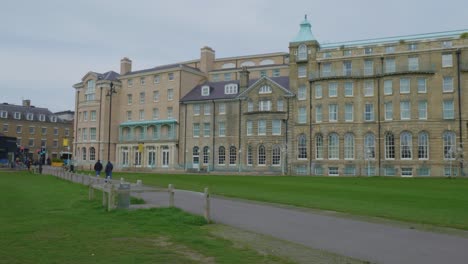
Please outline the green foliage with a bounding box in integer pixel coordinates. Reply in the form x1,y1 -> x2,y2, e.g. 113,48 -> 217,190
52,158 -> 62,163
460,32 -> 468,39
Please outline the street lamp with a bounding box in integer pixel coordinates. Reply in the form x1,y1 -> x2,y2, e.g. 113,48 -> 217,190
106,82 -> 117,162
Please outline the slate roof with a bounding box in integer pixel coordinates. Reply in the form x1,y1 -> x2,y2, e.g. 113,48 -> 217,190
180,76 -> 290,102
0,103 -> 70,123
96,71 -> 119,81
210,63 -> 288,72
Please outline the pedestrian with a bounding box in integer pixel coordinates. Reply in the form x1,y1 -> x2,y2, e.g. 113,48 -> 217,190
94,160 -> 103,177
25,159 -> 31,172
105,161 -> 113,181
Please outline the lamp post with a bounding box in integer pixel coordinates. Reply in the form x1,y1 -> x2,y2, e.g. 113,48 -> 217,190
106,82 -> 117,162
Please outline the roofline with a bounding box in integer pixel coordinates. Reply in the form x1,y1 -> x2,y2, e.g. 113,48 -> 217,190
118,64 -> 205,79
214,52 -> 289,62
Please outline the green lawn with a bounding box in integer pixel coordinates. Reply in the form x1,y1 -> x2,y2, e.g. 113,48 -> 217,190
109,172 -> 468,230
0,172 -> 290,264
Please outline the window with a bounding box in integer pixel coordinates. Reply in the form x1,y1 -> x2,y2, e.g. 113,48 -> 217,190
152,108 -> 159,120
443,76 -> 454,92
154,75 -> 160,84
328,83 -> 338,97
272,146 -> 281,166
167,107 -> 173,119
345,103 -> 353,122
16,138 -> 21,146
28,138 -> 34,147
384,80 -> 393,95
258,120 -> 266,135
364,103 -> 374,121
273,69 -> 280,77
203,123 -> 210,137
139,92 -> 145,104
229,146 -> 237,165
364,47 -> 373,55
364,60 -> 373,75
26,113 -> 33,120
401,168 -> 413,177
443,131 -> 456,160
53,140 -> 58,148
218,122 -> 225,137
298,65 -> 307,78
201,85 -> 210,96
298,134 -> 307,159
224,73 -> 232,81
89,147 -> 96,161
385,46 -> 395,53
0,111 -> 7,118
344,82 -> 353,96
218,146 -> 226,165
343,61 -> 352,76
83,111 -> 88,121
418,101 -> 427,120
193,104 -> 200,115
328,133 -> 339,160
203,147 -> 209,165
315,105 -> 322,123
260,70 -> 267,77
193,123 -> 200,137
344,133 -> 355,160
247,145 -> 253,166
167,89 -> 174,100
14,112 -> 21,119
277,100 -> 284,111
53,127 -> 58,136
418,167 -> 431,176
127,94 -> 133,105
50,116 -> 57,123
258,100 -> 272,111
204,104 -> 211,115
329,104 -> 338,122
442,54 -> 453,67
417,78 -> 427,93
408,56 -> 419,71
400,132 -> 413,159
246,121 -> 253,136
315,84 -> 323,98
90,128 -> 96,141
85,80 -> 95,101
343,50 -> 352,56
298,85 -> 306,100
385,102 -> 393,120
258,145 -> 266,165
247,101 -> 253,112
443,100 -> 454,119
16,125 -> 22,133
82,128 -> 87,141
314,167 -> 323,175
298,44 -> 307,60
385,132 -> 395,159
315,134 -> 323,159
139,110 -> 145,120
29,126 -> 35,134
298,107 -> 307,123
224,84 -> 238,94
442,41 -> 452,48
140,77 -> 146,85
400,78 -> 410,93
418,132 -> 429,160
219,103 -> 226,114
272,120 -> 281,135
2,124 -> 8,133
400,101 -> 411,120
323,52 -> 332,58
408,43 -> 417,51
90,110 -> 96,121
385,58 -> 395,73
365,133 -> 376,159
168,72 -> 174,81
322,63 -> 331,77
212,74 -> 219,82
363,80 -> 374,96
128,79 -> 133,87
153,91 -> 160,102
65,128 -> 69,137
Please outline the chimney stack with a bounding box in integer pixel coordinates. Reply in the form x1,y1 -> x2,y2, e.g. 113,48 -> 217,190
120,57 -> 132,75
200,46 -> 215,73
239,67 -> 250,93
22,99 -> 31,107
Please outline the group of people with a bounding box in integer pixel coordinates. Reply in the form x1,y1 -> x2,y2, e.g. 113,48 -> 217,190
93,160 -> 113,180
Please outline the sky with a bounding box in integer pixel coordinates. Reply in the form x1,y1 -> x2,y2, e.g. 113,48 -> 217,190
1,0 -> 467,112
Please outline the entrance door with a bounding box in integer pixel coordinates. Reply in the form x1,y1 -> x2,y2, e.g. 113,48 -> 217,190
162,146 -> 169,168
192,146 -> 200,169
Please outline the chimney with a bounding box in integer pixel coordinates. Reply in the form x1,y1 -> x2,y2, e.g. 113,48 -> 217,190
200,46 -> 215,73
239,67 -> 250,93
22,99 -> 31,107
120,57 -> 132,75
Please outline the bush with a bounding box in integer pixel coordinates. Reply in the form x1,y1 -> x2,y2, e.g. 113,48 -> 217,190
460,32 -> 468,39
52,158 -> 62,163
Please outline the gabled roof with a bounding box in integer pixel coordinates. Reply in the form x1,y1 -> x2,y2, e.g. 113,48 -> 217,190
238,76 -> 293,98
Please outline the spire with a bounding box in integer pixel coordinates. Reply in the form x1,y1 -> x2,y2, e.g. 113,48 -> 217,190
291,15 -> 316,43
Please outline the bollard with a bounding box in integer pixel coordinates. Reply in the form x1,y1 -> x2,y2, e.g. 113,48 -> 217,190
204,187 -> 210,223
108,184 -> 115,211
169,184 -> 174,207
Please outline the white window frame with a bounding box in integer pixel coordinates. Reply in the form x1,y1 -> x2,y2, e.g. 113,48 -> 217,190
272,120 -> 281,135
328,83 -> 338,97
443,76 -> 454,92
384,80 -> 393,95
364,103 -> 374,121
384,102 -> 393,121
298,65 -> 307,78
418,101 -> 427,120
442,54 -> 453,68
218,122 -> 225,137
363,80 -> 374,96
219,103 -> 226,114
258,120 -> 266,135
417,78 -> 427,93
193,104 -> 200,116
246,121 -> 253,136
315,105 -> 322,123
315,84 -> 323,98
329,104 -> 338,122
298,107 -> 307,124
344,82 -> 353,97
400,78 -> 410,94
443,100 -> 454,119
298,85 -> 307,100
345,103 -> 353,122
400,101 -> 411,120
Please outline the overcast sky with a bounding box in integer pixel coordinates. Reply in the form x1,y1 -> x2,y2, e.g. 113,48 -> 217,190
1,0 -> 467,112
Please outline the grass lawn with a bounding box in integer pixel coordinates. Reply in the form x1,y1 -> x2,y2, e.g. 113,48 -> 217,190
0,171 -> 291,264
107,172 -> 468,230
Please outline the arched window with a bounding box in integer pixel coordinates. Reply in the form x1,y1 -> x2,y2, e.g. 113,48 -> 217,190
258,145 -> 266,165
298,134 -> 307,159
364,133 -> 375,159
229,146 -> 237,165
328,133 -> 339,159
315,134 -> 323,159
82,147 -> 87,161
272,145 -> 281,166
218,146 -> 225,165
247,145 -> 253,166
298,44 -> 307,60
400,131 -> 412,159
221,63 -> 236,69
418,132 -> 429,160
193,146 -> 199,156
89,147 -> 96,161
443,131 -> 456,160
203,146 -> 209,165
385,132 -> 395,159
344,133 -> 354,160
240,61 -> 255,67
259,59 -> 274,65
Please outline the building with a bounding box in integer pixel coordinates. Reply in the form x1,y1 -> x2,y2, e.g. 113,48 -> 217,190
0,100 -> 74,161
73,17 -> 468,176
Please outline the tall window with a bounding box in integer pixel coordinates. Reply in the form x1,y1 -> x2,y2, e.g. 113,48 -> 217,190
384,80 -> 393,95
344,82 -> 353,96
298,134 -> 307,159
277,100 -> 284,111
203,123 -> 210,137
443,77 -> 454,92
298,85 -> 307,100
418,132 -> 429,160
408,56 -> 419,71
443,100 -> 454,119
364,103 -> 374,121
229,146 -> 237,165
363,80 -> 374,96
219,103 -> 226,114
247,101 -> 253,112
204,104 -> 211,115
298,44 -> 307,60
298,107 -> 307,123
82,147 -> 87,161
400,101 -> 411,120
328,83 -> 338,97
193,123 -> 200,137
344,133 -> 354,160
246,121 -> 253,136
167,89 -> 174,100
85,80 -> 95,101
258,145 -> 266,165
89,147 -> 96,161
139,110 -> 145,120
322,63 -> 331,77
247,145 -> 253,166
316,105 -> 322,123
364,60 -> 373,76
139,92 -> 145,104
272,146 -> 281,166
400,132 -> 413,159
417,78 -> 427,93
315,84 -> 323,98
193,104 -> 200,115
272,120 -> 281,135
365,133 -> 375,159
418,101 -> 427,120
218,122 -> 226,137
203,146 -> 209,165
152,108 -> 159,120
385,132 -> 395,159
127,94 -> 132,105
90,128 -> 97,140
442,54 -> 453,67
443,131 -> 456,160
328,133 -> 339,160
329,104 -> 338,122
385,102 -> 393,120
315,134 -> 323,159
259,100 -> 272,111
218,146 -> 225,165
298,65 -> 307,78
343,61 -> 352,76
385,58 -> 395,73
258,120 -> 266,135
345,103 -> 353,121
400,78 -> 410,93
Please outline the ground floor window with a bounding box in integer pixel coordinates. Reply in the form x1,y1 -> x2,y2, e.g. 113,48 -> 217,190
384,167 -> 396,176
272,146 -> 281,166
444,166 -> 458,177
314,167 -> 323,176
247,145 -> 253,166
229,146 -> 237,165
401,168 -> 413,177
344,166 -> 355,176
296,165 -> 307,175
218,146 -> 225,165
418,167 -> 430,176
328,167 -> 339,176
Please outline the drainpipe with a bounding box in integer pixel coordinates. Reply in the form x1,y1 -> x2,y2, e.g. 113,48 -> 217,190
378,57 -> 384,175
212,100 -> 216,171
75,90 -> 80,159
238,99 -> 242,172
183,103 -> 187,171
98,87 -> 103,161
456,49 -> 464,175
285,97 -> 290,175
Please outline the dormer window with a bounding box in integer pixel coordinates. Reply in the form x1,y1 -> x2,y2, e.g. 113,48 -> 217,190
442,41 -> 452,48
26,113 -> 34,120
50,116 -> 57,122
0,111 -> 7,118
14,112 -> 21,119
39,114 -> 46,121
224,84 -> 238,95
298,44 -> 307,60
364,47 -> 373,55
259,85 -> 272,94
201,85 -> 210,96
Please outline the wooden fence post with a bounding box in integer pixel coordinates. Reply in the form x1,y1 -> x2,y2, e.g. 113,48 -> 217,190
204,187 -> 210,223
169,184 -> 174,207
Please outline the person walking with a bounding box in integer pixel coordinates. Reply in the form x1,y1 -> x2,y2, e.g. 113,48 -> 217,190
94,160 -> 103,177
105,161 -> 113,181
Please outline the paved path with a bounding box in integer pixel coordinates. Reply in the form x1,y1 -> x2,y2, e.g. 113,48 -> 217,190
135,189 -> 468,264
